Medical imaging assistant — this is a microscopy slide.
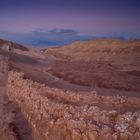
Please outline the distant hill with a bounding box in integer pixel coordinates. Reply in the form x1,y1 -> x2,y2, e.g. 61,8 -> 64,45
44,38 -> 140,91
44,39 -> 140,64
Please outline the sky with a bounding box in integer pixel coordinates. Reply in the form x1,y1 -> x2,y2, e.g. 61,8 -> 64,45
0,0 -> 140,47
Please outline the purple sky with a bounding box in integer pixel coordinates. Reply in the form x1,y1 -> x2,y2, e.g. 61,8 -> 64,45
0,0 -> 140,47
0,0 -> 140,35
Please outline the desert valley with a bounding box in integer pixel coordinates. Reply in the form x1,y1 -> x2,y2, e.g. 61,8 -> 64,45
0,38 -> 140,140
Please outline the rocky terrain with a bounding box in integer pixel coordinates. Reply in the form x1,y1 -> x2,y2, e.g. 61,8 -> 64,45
0,38 -> 140,140
0,42 -> 33,140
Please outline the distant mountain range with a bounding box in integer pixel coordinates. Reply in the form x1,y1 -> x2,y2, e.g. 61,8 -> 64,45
0,30 -> 140,47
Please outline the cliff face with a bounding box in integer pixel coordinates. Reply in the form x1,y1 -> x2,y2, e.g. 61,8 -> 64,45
0,47 -> 16,140
7,70 -> 140,140
0,40 -> 33,140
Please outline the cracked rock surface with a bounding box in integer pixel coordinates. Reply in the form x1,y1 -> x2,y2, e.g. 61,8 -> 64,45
7,71 -> 140,140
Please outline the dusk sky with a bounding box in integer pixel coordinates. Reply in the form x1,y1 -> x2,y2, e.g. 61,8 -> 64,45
0,0 -> 140,46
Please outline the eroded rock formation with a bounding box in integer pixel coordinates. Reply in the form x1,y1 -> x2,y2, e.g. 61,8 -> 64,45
7,71 -> 140,140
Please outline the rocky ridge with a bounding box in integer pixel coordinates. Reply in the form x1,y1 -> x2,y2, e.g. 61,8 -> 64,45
7,70 -> 140,140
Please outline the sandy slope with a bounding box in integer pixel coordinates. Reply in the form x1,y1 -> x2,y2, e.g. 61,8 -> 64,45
43,39 -> 140,96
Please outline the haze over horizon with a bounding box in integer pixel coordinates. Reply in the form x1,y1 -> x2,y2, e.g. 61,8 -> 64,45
0,0 -> 140,46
